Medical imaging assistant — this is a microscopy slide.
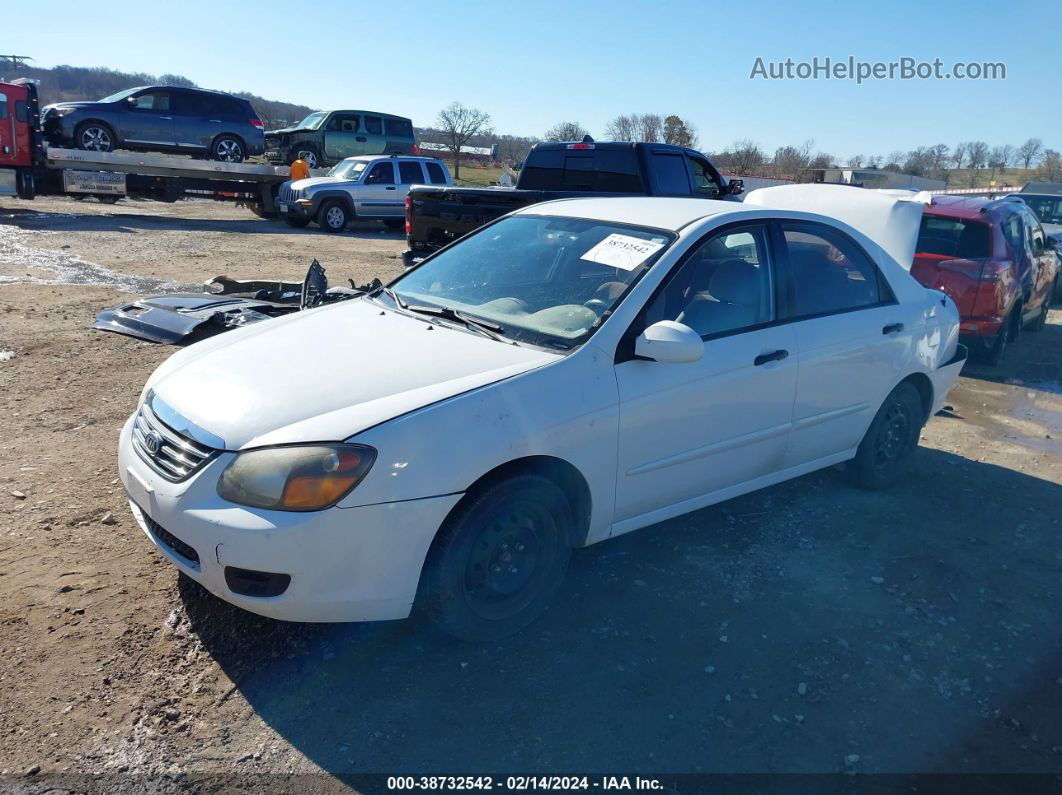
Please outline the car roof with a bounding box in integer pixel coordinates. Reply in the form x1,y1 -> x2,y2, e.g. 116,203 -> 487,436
138,85 -> 246,100
343,155 -> 439,163
324,110 -> 412,120
515,197 -> 751,231
925,195 -> 1023,220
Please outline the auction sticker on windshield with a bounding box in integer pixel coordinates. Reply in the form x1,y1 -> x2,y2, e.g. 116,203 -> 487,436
580,234 -> 664,271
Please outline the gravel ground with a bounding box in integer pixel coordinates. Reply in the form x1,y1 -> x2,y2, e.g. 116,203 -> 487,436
0,195 -> 1060,789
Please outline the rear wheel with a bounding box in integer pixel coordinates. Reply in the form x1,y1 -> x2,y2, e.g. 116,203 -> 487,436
979,305 -> 1019,365
317,200 -> 349,232
417,474 -> 574,642
210,135 -> 245,163
850,382 -> 924,490
75,122 -> 115,152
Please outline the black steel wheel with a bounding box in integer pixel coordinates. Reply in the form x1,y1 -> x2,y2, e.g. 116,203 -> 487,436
417,474 -> 573,641
850,382 -> 924,490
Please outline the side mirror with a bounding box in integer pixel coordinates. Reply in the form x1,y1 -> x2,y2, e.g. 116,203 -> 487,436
125,96 -> 138,106
727,178 -> 744,196
635,320 -> 703,363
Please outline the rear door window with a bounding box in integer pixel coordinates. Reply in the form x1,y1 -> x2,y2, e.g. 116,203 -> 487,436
0,93 -> 7,120
781,223 -> 890,318
651,152 -> 692,195
917,216 -> 991,259
425,161 -> 448,184
385,117 -> 414,138
1000,215 -> 1025,256
398,161 -> 425,184
364,115 -> 383,135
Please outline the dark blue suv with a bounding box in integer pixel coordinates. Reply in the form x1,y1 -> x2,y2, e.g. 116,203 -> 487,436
42,86 -> 265,163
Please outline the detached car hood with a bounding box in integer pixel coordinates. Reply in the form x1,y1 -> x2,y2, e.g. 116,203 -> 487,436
145,298 -> 559,450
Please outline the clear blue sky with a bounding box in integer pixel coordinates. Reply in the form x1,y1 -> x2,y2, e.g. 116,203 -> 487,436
7,0 -> 1060,159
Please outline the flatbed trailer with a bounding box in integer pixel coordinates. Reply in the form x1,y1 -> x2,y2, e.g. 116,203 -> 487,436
2,78 -> 311,217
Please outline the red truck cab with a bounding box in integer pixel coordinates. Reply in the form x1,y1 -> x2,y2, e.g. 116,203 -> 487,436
0,79 -> 43,198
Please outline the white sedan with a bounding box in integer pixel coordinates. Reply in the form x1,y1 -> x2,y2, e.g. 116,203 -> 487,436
118,186 -> 966,640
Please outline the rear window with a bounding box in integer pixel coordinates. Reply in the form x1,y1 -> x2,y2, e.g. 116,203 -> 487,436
917,215 -> 991,259
519,149 -> 643,192
385,117 -> 414,138
425,161 -> 447,184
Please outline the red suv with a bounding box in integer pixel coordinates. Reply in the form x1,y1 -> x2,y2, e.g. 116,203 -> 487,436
912,196 -> 1058,364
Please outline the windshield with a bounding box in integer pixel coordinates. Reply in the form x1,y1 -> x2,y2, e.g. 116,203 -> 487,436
388,215 -> 674,349
296,112 -> 328,130
99,87 -> 141,103
1020,195 -> 1062,225
328,160 -> 369,179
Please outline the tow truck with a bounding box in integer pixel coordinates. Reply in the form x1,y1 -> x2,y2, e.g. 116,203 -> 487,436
1,79 -> 298,216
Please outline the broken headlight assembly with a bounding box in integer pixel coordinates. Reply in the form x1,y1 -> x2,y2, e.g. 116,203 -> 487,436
217,444 -> 377,511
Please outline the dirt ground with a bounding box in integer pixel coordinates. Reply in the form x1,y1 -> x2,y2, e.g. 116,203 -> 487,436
1,195 -> 1060,789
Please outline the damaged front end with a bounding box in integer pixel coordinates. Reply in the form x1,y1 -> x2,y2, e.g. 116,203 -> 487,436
94,260 -> 374,345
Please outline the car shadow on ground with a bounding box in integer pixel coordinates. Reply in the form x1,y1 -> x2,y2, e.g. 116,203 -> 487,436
959,316 -> 1062,397
181,448 -> 1062,777
0,205 -> 406,241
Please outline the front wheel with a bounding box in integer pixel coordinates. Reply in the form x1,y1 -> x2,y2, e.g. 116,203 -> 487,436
317,200 -> 349,232
850,382 -> 924,490
75,122 -> 115,152
417,474 -> 574,642
293,144 -> 320,169
211,135 -> 245,163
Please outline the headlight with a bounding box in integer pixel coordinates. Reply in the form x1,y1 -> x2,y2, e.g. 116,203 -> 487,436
50,107 -> 76,117
217,444 -> 376,511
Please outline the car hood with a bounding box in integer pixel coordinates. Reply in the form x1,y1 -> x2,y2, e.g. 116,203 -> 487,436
144,298 -> 559,450
44,101 -> 102,112
290,176 -> 351,192
265,126 -> 311,137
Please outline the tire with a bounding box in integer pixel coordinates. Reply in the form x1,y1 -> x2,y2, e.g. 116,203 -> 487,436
96,195 -> 120,205
210,135 -> 245,163
383,219 -> 404,231
416,474 -> 574,642
1026,297 -> 1049,333
14,168 -> 34,200
75,122 -> 115,153
850,382 -> 924,490
293,144 -> 320,169
284,216 -> 310,228
317,200 -> 349,232
978,305 -> 1019,366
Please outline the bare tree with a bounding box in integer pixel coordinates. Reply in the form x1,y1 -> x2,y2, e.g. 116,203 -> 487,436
952,142 -> 967,170
728,140 -> 766,175
866,154 -> 883,168
1017,137 -> 1044,170
663,115 -> 698,148
636,113 -> 663,143
604,114 -> 637,142
988,144 -> 1014,175
966,141 -> 989,170
1039,149 -> 1062,182
435,101 -> 492,180
773,140 -> 815,180
883,151 -> 905,171
928,144 -> 951,179
543,121 -> 589,142
847,154 -> 864,168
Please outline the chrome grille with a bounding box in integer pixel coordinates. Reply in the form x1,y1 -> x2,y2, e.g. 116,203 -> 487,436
280,185 -> 300,203
131,402 -> 217,481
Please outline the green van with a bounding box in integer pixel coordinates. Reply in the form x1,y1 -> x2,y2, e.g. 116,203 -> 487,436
264,110 -> 417,169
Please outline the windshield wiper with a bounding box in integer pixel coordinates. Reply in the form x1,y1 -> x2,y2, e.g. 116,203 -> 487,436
367,282 -> 409,310
404,304 -> 510,342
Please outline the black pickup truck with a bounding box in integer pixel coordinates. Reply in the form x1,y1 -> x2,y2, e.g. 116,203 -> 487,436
402,139 -> 741,265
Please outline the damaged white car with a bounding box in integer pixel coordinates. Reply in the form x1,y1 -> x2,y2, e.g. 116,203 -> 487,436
118,186 -> 966,640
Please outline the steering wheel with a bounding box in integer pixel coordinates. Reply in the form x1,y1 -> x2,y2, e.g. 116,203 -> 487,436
583,298 -> 609,314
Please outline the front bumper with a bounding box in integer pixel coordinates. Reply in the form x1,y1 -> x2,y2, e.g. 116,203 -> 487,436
117,413 -> 460,623
275,199 -> 315,219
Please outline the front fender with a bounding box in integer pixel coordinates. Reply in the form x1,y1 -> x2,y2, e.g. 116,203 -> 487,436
339,344 -> 620,546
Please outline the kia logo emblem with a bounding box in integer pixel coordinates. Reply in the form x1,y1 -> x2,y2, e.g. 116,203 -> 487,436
144,431 -> 163,456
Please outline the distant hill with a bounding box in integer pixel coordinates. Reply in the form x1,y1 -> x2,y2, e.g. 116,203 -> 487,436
0,60 -> 316,130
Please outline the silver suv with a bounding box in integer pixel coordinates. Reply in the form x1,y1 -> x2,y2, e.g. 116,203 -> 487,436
276,155 -> 452,232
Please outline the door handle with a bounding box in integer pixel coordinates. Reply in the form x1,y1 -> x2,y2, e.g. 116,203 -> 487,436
754,349 -> 789,366
385,186 -> 396,190
882,323 -> 904,334
356,136 -> 366,142
208,119 -> 222,123
160,116 -> 172,120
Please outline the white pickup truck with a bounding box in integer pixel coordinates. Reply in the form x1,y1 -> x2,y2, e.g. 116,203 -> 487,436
275,154 -> 452,232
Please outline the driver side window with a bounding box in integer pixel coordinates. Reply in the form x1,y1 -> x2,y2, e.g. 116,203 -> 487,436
644,226 -> 773,338
129,91 -> 170,112
364,162 -> 394,185
686,156 -> 723,197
